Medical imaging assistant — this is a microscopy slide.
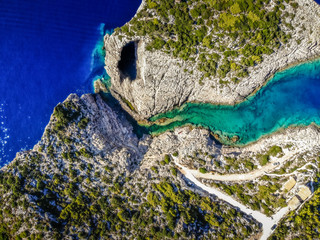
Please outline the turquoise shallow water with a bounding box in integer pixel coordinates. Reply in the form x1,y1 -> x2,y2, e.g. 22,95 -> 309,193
149,59 -> 320,145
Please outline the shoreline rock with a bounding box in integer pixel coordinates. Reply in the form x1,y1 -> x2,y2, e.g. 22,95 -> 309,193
93,78 -> 108,93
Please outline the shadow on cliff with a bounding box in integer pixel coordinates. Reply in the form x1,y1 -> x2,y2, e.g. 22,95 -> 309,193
99,91 -> 149,138
118,41 -> 137,81
98,92 -> 150,172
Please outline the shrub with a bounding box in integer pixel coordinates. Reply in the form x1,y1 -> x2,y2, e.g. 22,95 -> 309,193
164,154 -> 171,164
172,152 -> 178,157
117,210 -> 131,222
147,192 -> 160,207
171,167 -> 177,176
20,230 -> 29,238
53,103 -> 79,131
268,146 -> 282,157
78,118 -> 89,129
199,168 -> 208,174
151,166 -> 158,173
258,154 -> 269,166
78,148 -> 92,158
36,180 -> 45,190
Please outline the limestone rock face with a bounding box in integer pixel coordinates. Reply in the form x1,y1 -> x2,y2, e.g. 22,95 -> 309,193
104,33 -> 201,120
32,93 -> 320,177
32,93 -> 320,178
104,0 -> 320,120
36,94 -> 148,171
142,124 -> 320,171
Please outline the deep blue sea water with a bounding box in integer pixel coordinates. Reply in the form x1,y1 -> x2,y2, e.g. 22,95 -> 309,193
0,0 -> 141,166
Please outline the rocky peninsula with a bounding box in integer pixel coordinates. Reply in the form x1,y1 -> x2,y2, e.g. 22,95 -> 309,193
0,94 -> 263,239
104,0 -> 320,120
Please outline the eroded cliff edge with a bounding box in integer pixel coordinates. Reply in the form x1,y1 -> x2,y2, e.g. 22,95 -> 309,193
104,0 -> 320,120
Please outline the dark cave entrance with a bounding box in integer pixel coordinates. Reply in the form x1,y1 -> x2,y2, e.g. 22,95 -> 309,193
118,41 -> 137,81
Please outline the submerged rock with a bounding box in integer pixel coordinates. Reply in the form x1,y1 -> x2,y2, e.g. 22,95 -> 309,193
93,78 -> 108,93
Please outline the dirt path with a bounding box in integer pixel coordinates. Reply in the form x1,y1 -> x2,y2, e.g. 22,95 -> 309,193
186,150 -> 297,182
174,158 -> 290,240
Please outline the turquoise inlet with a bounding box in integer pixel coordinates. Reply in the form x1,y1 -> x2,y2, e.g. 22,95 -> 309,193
149,59 -> 320,144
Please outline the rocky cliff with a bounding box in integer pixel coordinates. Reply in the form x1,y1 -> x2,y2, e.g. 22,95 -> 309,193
104,0 -> 320,120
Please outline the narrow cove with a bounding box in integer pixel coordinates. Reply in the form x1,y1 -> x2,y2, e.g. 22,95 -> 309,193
148,59 -> 320,145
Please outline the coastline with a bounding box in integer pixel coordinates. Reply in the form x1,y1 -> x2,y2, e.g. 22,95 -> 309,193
101,31 -> 320,148
239,55 -> 320,105
147,120 -> 320,149
0,0 -> 319,238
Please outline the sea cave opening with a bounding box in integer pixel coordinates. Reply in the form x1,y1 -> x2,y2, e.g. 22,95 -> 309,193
118,41 -> 137,81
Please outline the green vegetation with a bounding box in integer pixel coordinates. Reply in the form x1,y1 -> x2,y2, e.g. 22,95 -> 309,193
161,154 -> 171,165
185,150 -> 261,174
223,156 -> 258,173
171,167 -> 177,176
213,176 -> 287,216
48,100 -> 91,147
151,166 -> 158,173
164,154 -> 171,164
257,146 -> 282,166
0,148 -> 259,239
267,145 -> 283,156
172,152 -> 179,157
199,167 -> 208,173
258,154 -> 270,166
271,187 -> 320,239
77,148 -> 93,158
78,117 -> 89,129
121,97 -> 136,112
117,0 -> 294,82
270,158 -> 320,239
53,101 -> 80,132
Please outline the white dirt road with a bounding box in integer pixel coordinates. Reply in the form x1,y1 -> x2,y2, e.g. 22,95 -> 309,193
186,150 -> 297,182
174,158 -> 290,240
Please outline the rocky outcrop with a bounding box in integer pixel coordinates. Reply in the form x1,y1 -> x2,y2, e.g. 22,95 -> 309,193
34,94 -> 320,178
104,0 -> 320,120
35,93 -> 149,172
142,124 -> 320,172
